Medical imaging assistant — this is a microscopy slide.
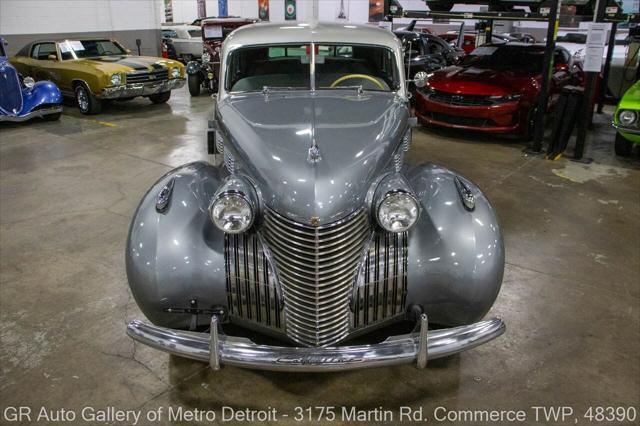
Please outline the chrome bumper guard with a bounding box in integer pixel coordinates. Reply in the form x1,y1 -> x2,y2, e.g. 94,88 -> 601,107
612,122 -> 640,135
127,315 -> 505,372
101,78 -> 186,99
0,105 -> 63,122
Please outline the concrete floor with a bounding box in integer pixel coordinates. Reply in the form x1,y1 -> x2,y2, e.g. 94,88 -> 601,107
1,87 -> 638,425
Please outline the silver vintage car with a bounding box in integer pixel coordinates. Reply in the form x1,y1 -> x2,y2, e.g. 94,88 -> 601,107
126,22 -> 506,371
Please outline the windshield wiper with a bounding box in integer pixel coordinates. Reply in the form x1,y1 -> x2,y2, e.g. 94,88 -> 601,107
262,86 -> 308,95
322,85 -> 365,95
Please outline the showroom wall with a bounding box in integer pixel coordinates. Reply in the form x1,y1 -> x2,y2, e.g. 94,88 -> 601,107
0,0 -> 163,56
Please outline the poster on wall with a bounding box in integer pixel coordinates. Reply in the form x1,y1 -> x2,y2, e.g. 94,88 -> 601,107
197,0 -> 207,18
163,0 -> 173,23
336,0 -> 349,20
218,0 -> 228,17
368,0 -> 384,22
259,0 -> 270,21
285,0 -> 296,20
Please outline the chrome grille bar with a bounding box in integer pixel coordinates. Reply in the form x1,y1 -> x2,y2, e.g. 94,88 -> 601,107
353,231 -> 408,328
263,209 -> 370,347
224,233 -> 284,330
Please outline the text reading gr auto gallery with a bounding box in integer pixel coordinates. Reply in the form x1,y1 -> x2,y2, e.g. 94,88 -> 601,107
3,405 -> 638,424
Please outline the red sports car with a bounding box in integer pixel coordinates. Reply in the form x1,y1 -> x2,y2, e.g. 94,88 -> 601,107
414,43 -> 584,138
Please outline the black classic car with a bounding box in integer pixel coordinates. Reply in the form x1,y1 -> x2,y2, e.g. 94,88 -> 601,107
395,24 -> 465,79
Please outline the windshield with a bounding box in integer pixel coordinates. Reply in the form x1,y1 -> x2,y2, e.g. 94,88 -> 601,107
461,45 -> 544,74
58,40 -> 126,60
188,30 -> 202,38
557,33 -> 587,44
225,43 -> 399,92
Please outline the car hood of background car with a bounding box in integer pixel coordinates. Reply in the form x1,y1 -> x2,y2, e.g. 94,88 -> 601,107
218,91 -> 409,225
71,56 -> 179,73
427,66 -> 538,96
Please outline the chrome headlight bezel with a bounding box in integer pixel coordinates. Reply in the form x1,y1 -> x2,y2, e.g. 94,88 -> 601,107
619,110 -> 637,127
201,52 -> 211,63
23,76 -> 35,89
110,73 -> 122,86
171,67 -> 180,78
209,190 -> 255,234
376,190 -> 420,233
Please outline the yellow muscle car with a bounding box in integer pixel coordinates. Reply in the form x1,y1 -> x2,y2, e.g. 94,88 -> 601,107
11,38 -> 185,114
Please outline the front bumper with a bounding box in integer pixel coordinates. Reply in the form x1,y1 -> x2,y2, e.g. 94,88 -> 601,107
415,92 -> 522,133
0,105 -> 63,122
101,78 -> 186,99
127,315 -> 505,372
612,122 -> 640,136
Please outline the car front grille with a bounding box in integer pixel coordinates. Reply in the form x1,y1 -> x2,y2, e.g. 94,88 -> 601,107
430,112 -> 495,127
427,90 -> 494,106
352,232 -> 408,328
126,69 -> 169,84
263,209 -> 370,347
224,233 -> 284,330
0,65 -> 23,116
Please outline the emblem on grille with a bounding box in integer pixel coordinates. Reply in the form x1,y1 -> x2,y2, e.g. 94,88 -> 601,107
276,356 -> 363,365
310,216 -> 320,226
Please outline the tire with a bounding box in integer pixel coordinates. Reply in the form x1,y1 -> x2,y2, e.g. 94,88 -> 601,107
428,1 -> 453,11
614,132 -> 634,156
74,83 -> 102,115
149,91 -> 171,104
42,112 -> 61,121
188,74 -> 201,96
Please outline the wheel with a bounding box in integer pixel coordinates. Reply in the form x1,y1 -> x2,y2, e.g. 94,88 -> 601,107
614,132 -> 634,156
149,91 -> 171,104
428,1 -> 453,11
42,112 -> 61,121
188,74 -> 201,96
74,83 -> 102,115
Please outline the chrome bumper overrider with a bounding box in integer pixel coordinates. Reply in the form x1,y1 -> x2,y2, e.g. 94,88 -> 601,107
0,105 -> 63,122
101,78 -> 186,99
126,315 -> 505,372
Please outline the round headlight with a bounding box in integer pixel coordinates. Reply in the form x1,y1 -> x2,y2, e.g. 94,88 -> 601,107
171,67 -> 180,78
110,74 -> 121,86
209,193 -> 254,234
201,52 -> 211,63
23,76 -> 35,89
377,192 -> 419,233
619,110 -> 637,126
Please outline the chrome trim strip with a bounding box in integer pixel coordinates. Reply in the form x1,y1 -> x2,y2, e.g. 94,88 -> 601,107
126,317 -> 505,372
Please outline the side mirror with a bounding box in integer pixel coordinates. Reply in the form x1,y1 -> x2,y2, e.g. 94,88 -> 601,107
125,49 -> 132,54
413,71 -> 429,88
47,54 -> 58,60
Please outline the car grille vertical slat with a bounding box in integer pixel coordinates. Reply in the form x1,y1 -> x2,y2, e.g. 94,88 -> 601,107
353,231 -> 408,329
264,209 -> 370,347
224,233 -> 284,330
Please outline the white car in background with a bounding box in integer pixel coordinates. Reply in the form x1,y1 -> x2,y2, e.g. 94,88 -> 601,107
161,24 -> 203,62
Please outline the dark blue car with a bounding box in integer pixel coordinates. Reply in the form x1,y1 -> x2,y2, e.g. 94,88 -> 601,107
0,38 -> 63,122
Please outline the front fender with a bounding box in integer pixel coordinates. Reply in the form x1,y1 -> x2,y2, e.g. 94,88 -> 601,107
21,81 -> 62,112
186,60 -> 202,75
405,163 -> 504,326
126,162 -> 228,329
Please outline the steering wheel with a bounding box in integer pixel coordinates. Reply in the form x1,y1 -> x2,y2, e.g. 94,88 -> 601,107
330,74 -> 385,90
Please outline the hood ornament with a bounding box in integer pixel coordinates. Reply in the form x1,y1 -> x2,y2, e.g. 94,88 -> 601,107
307,144 -> 322,164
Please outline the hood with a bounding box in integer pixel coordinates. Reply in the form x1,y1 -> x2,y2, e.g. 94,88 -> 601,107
75,55 -> 180,74
218,91 -> 409,225
428,66 -> 535,96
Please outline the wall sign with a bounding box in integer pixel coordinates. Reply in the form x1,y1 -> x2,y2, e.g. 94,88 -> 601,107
285,0 -> 296,20
583,22 -> 611,73
218,0 -> 228,17
259,0 -> 269,21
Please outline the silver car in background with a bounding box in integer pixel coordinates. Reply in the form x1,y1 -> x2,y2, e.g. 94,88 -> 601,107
126,22 -> 506,371
161,24 -> 203,62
